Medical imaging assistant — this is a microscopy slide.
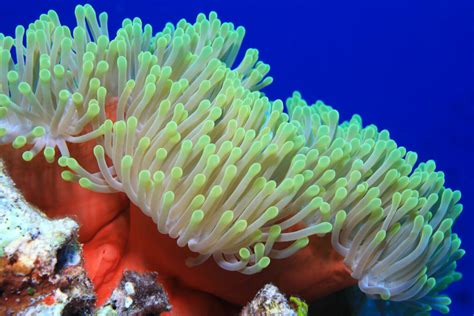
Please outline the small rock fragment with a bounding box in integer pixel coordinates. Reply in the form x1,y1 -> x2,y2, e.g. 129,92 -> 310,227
241,283 -> 307,316
97,270 -> 171,315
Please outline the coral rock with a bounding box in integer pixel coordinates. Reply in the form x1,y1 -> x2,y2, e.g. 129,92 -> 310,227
241,284 -> 306,316
97,270 -> 171,315
0,159 -> 95,315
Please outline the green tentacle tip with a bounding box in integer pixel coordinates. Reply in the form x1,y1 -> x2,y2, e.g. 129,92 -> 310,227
192,173 -> 206,187
171,167 -> 183,179
113,120 -> 126,135
44,146 -> 55,163
18,82 -> 32,94
191,210 -> 205,224
289,296 -> 308,316
439,305 -> 450,314
264,206 -> 279,220
79,177 -> 93,189
315,222 -> 333,234
254,243 -> 265,256
72,92 -> 84,106
96,60 -> 109,74
58,156 -> 69,167
93,145 -> 105,157
335,210 -> 347,225
102,119 -> 114,132
61,170 -> 74,182
66,157 -> 80,171
22,151 -> 33,162
121,155 -> 133,169
269,225 -> 282,238
138,170 -> 151,187
162,191 -> 175,207
0,107 -> 7,118
59,89 -> 70,102
87,101 -> 100,118
234,219 -> 248,233
138,137 -> 151,150
374,230 -> 387,244
190,195 -> 205,210
296,237 -> 310,249
0,94 -> 10,106
31,126 -> 46,138
39,69 -> 51,82
12,135 -> 27,149
257,256 -> 270,269
53,64 -> 65,78
220,210 -> 234,225
153,171 -> 165,183
381,291 -> 391,300
239,248 -> 250,260
7,70 -> 19,83
0,128 -> 6,137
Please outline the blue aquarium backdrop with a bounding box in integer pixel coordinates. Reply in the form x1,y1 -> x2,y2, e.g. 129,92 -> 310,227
2,0 -> 472,314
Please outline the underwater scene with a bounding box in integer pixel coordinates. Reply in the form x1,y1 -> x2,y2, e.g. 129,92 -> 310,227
0,0 -> 472,315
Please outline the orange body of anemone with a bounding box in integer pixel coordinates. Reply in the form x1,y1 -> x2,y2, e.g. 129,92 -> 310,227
0,99 -> 356,315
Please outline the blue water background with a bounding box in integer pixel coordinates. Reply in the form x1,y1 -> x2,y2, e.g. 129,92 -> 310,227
2,1 -> 473,314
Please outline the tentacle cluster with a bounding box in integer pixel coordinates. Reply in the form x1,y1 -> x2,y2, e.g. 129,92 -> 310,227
0,4 -> 464,314
65,75 -> 334,274
57,20 -> 333,274
0,4 -> 270,161
287,92 -> 464,314
0,7 -> 109,160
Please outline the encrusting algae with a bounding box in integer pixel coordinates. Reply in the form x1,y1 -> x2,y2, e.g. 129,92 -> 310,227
0,4 -> 464,315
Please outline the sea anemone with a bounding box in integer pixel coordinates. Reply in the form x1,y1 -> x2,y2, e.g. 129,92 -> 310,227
0,4 -> 464,314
